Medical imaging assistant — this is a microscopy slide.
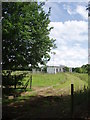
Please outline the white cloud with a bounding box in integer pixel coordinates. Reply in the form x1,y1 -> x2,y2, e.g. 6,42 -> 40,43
49,21 -> 88,42
47,46 -> 88,67
76,5 -> 88,20
63,4 -> 76,15
63,4 -> 88,20
47,21 -> 88,67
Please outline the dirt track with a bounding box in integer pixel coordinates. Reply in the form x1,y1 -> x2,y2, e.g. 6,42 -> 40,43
2,86 -> 89,120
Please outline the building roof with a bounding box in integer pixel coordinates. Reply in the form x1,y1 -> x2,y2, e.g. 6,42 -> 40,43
47,65 -> 66,68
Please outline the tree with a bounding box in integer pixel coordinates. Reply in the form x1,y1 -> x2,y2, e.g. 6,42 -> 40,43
81,64 -> 88,73
64,66 -> 69,72
72,64 -> 88,73
2,2 -> 56,70
72,67 -> 80,73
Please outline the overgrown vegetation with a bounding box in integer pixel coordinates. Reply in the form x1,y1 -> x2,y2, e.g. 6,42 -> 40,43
72,64 -> 89,73
2,72 -> 89,119
3,72 -> 88,103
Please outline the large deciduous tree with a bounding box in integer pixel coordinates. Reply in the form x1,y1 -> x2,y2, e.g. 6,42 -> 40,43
2,2 -> 56,70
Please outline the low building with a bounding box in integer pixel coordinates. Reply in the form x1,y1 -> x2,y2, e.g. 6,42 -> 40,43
69,67 -> 72,72
47,65 -> 72,74
47,65 -> 65,74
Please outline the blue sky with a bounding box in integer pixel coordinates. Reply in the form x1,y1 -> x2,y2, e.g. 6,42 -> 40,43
43,2 -> 88,67
43,2 -> 87,22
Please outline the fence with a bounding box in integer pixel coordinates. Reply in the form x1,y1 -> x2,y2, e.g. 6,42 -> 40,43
70,84 -> 88,117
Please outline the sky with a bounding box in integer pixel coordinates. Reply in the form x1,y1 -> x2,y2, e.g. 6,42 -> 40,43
43,2 -> 88,67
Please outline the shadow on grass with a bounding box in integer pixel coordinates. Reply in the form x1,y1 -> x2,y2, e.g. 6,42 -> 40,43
2,87 -> 32,105
2,89 -> 90,120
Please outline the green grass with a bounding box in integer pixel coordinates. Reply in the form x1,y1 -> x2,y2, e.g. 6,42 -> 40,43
9,72 -> 88,91
3,72 -> 89,119
65,73 -> 88,91
25,72 -> 88,90
3,72 -> 88,104
31,73 -> 67,87
3,91 -> 37,105
72,73 -> 88,82
3,71 -> 88,91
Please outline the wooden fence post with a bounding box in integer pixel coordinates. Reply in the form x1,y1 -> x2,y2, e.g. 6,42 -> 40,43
30,75 -> 32,89
71,84 -> 74,117
84,85 -> 86,92
12,75 -> 14,87
14,75 -> 16,89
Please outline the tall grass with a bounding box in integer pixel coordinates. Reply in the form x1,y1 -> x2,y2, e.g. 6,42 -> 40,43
29,73 -> 67,87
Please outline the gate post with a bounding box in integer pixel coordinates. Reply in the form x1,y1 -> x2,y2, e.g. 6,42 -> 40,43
14,75 -> 16,89
30,75 -> 32,89
71,84 -> 74,117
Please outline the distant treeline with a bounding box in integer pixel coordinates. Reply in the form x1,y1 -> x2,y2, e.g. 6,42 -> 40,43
72,64 -> 89,73
3,64 -> 90,73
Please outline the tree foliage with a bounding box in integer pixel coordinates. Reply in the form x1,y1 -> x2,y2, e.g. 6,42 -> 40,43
64,66 -> 69,72
72,64 -> 88,73
2,2 -> 56,70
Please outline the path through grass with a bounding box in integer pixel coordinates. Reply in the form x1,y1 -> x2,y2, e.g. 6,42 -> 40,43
3,72 -> 89,119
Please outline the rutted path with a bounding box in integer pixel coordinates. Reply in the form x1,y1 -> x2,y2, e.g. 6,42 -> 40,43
21,83 -> 69,97
21,81 -> 71,97
3,73 -> 89,120
21,73 -> 88,97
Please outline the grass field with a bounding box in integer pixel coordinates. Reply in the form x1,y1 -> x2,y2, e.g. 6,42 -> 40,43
3,72 -> 89,119
24,72 -> 88,92
23,72 -> 88,86
3,72 -> 88,99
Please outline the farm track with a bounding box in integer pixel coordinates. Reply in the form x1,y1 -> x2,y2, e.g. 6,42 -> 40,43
21,73 -> 87,97
21,83 -> 71,97
3,73 -> 89,119
21,84 -> 62,96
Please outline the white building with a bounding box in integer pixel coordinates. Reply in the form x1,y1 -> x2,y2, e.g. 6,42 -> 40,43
47,65 -> 72,74
69,67 -> 72,72
47,65 -> 65,74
